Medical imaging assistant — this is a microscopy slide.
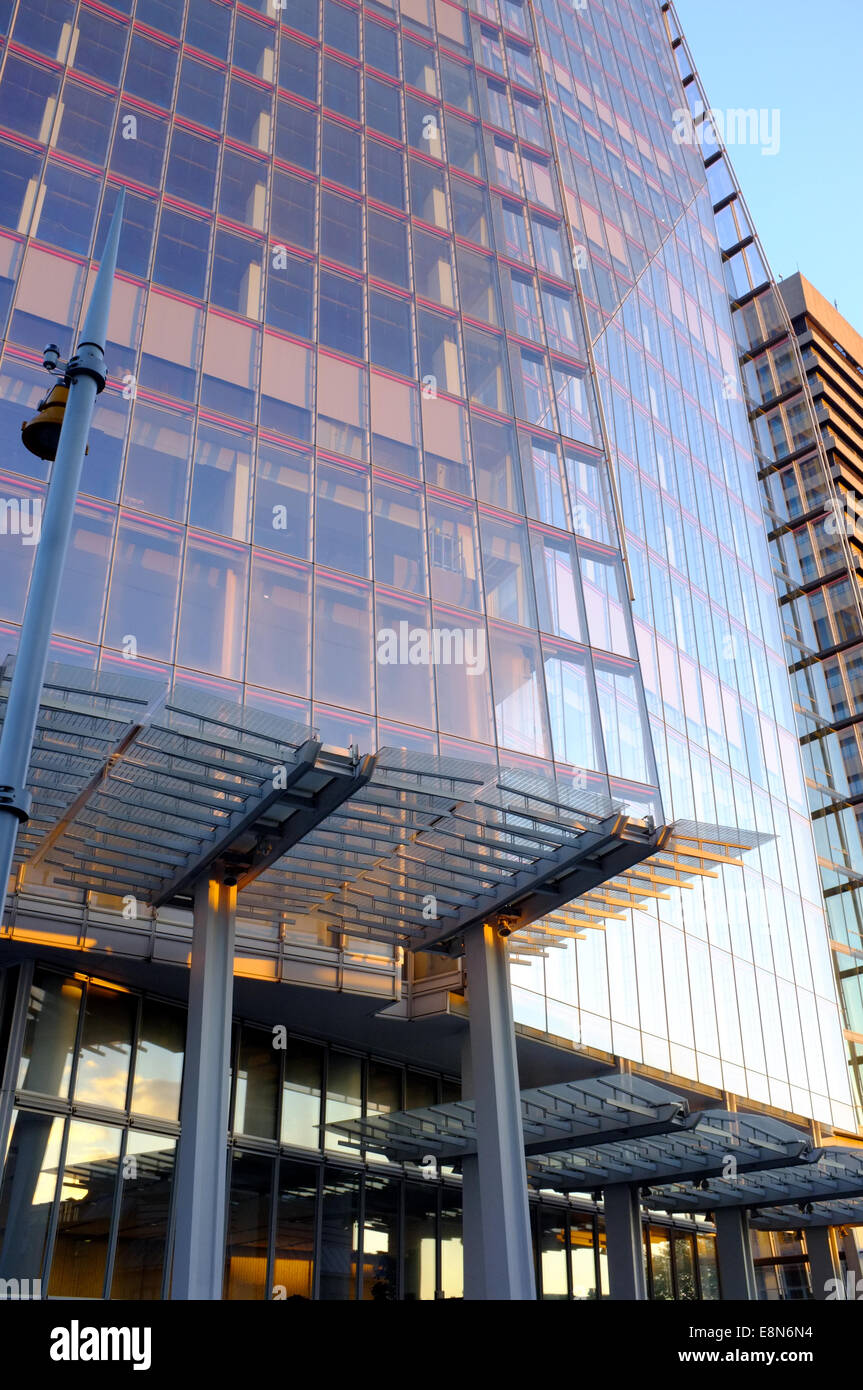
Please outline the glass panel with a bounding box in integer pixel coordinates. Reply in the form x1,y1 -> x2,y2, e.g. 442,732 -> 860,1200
235,1027 -> 280,1140
320,1167 -> 360,1301
325,1051 -> 362,1151
362,1175 -> 399,1300
404,1183 -> 437,1301
74,984 -> 136,1111
373,477 -> 426,594
131,999 -> 185,1123
479,511 -> 536,627
281,1038 -> 323,1150
0,1111 -> 65,1284
313,573 -> 374,713
540,1209 -> 568,1299
375,592 -> 436,729
247,551 -> 311,696
427,495 -> 482,612
315,461 -> 370,578
104,512 -> 183,663
543,639 -> 604,773
177,533 -> 249,680
224,1151 -> 272,1300
569,1216 -> 597,1300
531,530 -> 584,642
110,1132 -> 176,1300
432,606 -> 494,744
48,1120 -> 122,1298
273,1158 -> 317,1300
649,1227 -> 673,1300
674,1231 -> 698,1300
439,1190 -> 463,1299
579,545 -> 635,656
696,1233 -> 719,1299
489,622 -> 550,758
189,424 -> 253,540
123,404 -> 192,521
17,972 -> 82,1098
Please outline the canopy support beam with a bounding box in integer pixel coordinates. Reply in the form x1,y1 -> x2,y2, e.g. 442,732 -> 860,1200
463,921 -> 536,1300
604,1183 -> 647,1299
715,1207 -> 757,1300
171,877 -> 236,1300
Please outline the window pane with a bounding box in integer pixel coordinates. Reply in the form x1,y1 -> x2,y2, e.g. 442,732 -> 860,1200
373,477 -> 426,594
0,1111 -> 65,1283
48,1120 -> 122,1298
74,984 -> 135,1110
235,1028 -> 280,1140
247,552 -> 311,697
104,512 -> 182,662
325,1051 -> 362,1150
17,972 -> 82,1098
225,1151 -> 272,1300
320,1167 -> 359,1301
123,404 -> 192,521
253,441 -> 312,559
313,574 -> 374,712
362,1175 -> 398,1300
405,1183 -> 437,1301
488,622 -> 550,758
110,1132 -> 176,1300
177,533 -> 249,679
428,495 -> 482,611
281,1039 -> 323,1149
315,461 -> 370,577
131,1000 -> 185,1122
273,1159 -> 317,1300
543,639 -> 604,772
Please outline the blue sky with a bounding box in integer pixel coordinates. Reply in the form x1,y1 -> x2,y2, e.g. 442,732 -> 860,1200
675,0 -> 863,329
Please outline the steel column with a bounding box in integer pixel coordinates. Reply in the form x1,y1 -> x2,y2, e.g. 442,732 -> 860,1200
171,878 -> 236,1300
715,1207 -> 757,1300
806,1226 -> 840,1299
603,1184 -> 647,1300
459,1034 -> 485,1300
462,922 -> 535,1300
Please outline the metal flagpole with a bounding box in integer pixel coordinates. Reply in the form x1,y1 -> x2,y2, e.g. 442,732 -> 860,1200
0,191 -> 126,907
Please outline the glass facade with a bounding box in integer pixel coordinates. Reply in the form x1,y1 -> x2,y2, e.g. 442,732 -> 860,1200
0,963 -> 721,1300
0,0 -> 854,1198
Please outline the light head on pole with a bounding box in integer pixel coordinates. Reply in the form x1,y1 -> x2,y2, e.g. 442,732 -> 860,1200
21,381 -> 69,461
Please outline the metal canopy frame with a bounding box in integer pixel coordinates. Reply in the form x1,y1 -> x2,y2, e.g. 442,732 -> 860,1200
0,660 -> 683,954
329,1070 -> 863,1227
329,1072 -> 690,1162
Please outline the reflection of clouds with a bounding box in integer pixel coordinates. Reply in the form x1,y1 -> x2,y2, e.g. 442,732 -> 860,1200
131,1078 -> 181,1121
75,1058 -> 129,1107
60,1122 -> 122,1202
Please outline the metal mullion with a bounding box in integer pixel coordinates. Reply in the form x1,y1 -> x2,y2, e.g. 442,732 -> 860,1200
312,1160 -> 324,1302
40,1111 -> 73,1296
102,1125 -> 128,1301
0,960 -> 34,1166
266,1150 -> 278,1302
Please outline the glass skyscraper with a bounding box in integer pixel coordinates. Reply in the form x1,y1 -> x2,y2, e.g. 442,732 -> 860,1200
0,0 -> 860,1303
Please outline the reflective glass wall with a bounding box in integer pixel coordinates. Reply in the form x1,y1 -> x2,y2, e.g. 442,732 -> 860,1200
0,965 -> 719,1300
0,0 -> 852,1128
507,0 -> 853,1128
